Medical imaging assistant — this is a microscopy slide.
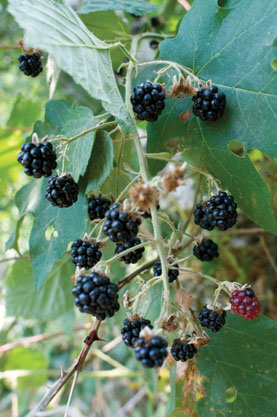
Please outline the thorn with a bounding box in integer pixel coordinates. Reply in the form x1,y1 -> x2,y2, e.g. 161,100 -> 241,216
60,365 -> 65,378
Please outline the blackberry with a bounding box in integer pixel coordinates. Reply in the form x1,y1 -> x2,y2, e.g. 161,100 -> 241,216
230,287 -> 261,320
115,237 -> 144,264
192,86 -> 226,121
135,336 -> 168,368
18,53 -> 43,77
193,239 -> 219,262
103,203 -> 141,244
171,339 -> 197,362
88,196 -> 111,221
45,174 -> 79,208
121,318 -> 153,348
72,272 -> 119,320
131,81 -> 166,122
149,40 -> 159,49
17,141 -> 57,178
153,260 -> 179,283
198,305 -> 226,332
71,239 -> 102,269
194,191 -> 237,231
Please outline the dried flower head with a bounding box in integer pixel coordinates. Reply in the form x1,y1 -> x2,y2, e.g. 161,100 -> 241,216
168,75 -> 196,99
129,181 -> 159,212
162,163 -> 187,193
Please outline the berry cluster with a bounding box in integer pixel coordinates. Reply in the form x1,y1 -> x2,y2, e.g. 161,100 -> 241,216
18,52 -> 43,77
194,191 -> 237,231
103,203 -> 141,244
192,86 -> 226,121
230,288 -> 261,320
115,238 -> 144,264
88,196 -> 111,221
193,239 -> 219,262
72,273 -> 119,320
17,141 -> 57,178
121,318 -> 153,348
153,260 -> 179,283
198,305 -> 226,332
45,175 -> 79,208
71,239 -> 102,269
131,82 -> 165,122
171,339 -> 197,362
135,336 -> 168,368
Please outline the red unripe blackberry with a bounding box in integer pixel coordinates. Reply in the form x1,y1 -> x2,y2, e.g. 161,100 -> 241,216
131,81 -> 165,122
18,52 -> 43,77
192,86 -> 226,121
121,318 -> 153,348
72,273 -> 119,320
71,239 -> 102,269
171,339 -> 197,362
153,260 -> 179,283
193,239 -> 219,262
198,305 -> 226,332
115,237 -> 144,264
103,203 -> 141,244
230,288 -> 261,320
17,141 -> 57,178
88,196 -> 111,221
45,174 -> 79,208
135,335 -> 168,368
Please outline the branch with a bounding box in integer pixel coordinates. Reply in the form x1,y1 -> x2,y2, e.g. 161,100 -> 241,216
26,321 -> 101,417
117,257 -> 159,290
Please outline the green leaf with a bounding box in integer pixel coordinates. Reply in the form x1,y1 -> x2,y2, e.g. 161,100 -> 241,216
147,0 -> 277,233
196,314 -> 277,417
5,215 -> 24,254
3,346 -> 49,391
7,93 -> 42,128
29,187 -> 88,290
83,130 -> 114,194
78,0 -> 159,16
62,106 -> 97,182
8,0 -> 132,128
5,257 -> 74,320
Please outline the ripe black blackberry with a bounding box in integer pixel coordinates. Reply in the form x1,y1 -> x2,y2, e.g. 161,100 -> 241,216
72,272 -> 119,320
193,203 -> 214,231
153,260 -> 179,283
131,81 -> 165,122
193,239 -> 219,262
103,203 -> 141,244
115,237 -> 144,264
18,53 -> 43,77
45,174 -> 79,208
198,305 -> 226,332
192,86 -> 226,121
171,339 -> 197,362
88,196 -> 111,221
17,141 -> 57,178
135,336 -> 168,368
121,317 -> 153,347
71,239 -> 102,269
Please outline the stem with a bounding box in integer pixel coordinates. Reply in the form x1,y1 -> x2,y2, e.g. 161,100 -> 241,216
99,240 -> 155,266
125,36 -> 170,321
0,45 -> 21,50
137,60 -> 199,82
118,256 -> 159,290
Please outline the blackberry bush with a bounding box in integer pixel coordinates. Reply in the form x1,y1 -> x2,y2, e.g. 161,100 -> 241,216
72,273 -> 120,320
193,239 -> 219,262
194,191 -> 237,231
171,339 -> 197,362
131,81 -> 165,122
103,203 -> 141,243
88,196 -> 111,221
45,174 -> 79,208
71,239 -> 102,269
121,317 -> 153,348
17,141 -> 57,178
230,287 -> 261,320
153,260 -> 179,283
135,335 -> 168,368
115,237 -> 144,264
18,52 -> 43,77
192,86 -> 226,121
198,305 -> 226,332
